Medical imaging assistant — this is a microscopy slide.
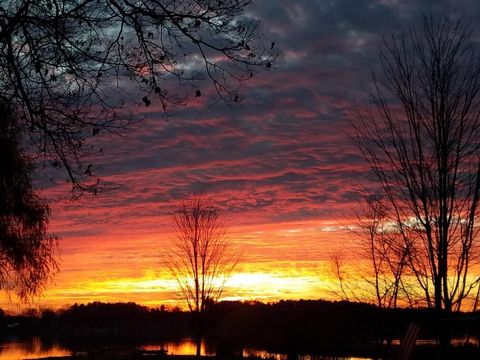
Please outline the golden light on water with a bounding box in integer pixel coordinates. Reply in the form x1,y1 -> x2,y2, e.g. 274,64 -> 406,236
0,338 -> 71,360
141,340 -> 213,356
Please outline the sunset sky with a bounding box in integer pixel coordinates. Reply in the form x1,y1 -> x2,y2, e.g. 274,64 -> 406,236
5,0 -> 480,312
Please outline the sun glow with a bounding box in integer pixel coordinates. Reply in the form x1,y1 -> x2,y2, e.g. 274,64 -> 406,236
0,219 -> 352,312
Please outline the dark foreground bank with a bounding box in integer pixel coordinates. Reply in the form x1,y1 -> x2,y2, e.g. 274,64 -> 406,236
2,300 -> 480,359
30,348 -> 480,360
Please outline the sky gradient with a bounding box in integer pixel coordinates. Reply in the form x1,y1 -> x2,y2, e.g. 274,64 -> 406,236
5,0 -> 480,312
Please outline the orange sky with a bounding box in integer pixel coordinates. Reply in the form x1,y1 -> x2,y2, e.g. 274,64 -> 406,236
8,1 -> 472,313
3,0 -> 373,312
3,213 -> 358,312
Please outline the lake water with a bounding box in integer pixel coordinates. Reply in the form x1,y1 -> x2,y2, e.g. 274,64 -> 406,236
0,337 -> 372,360
0,338 -> 71,360
140,339 -> 215,356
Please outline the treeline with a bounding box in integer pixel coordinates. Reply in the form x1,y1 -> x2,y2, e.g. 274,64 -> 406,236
0,302 -> 189,342
211,300 -> 480,355
0,300 -> 479,356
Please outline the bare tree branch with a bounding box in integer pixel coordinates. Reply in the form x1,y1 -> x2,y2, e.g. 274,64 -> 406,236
0,0 -> 277,196
351,15 -> 480,314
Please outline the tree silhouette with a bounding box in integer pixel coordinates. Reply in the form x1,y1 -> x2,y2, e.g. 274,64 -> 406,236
166,197 -> 238,357
0,0 -> 273,301
0,102 -> 57,300
0,0 -> 276,195
352,16 -> 480,314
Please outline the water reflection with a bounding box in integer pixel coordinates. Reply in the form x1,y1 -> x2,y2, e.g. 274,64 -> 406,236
385,337 -> 479,347
242,349 -> 371,360
0,337 -> 71,360
0,338 -> 215,359
0,338 -> 372,360
140,339 -> 215,356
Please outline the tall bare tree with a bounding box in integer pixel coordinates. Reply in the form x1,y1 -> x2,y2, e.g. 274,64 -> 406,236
167,197 -> 238,357
352,15 -> 480,314
0,0 -> 276,195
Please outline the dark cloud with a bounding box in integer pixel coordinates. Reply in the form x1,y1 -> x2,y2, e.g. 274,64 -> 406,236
37,1 -> 480,306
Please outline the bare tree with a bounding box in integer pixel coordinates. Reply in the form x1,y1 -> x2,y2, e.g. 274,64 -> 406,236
355,196 -> 413,309
166,197 -> 238,357
352,15 -> 480,314
0,0 -> 273,302
0,102 -> 58,300
330,198 -> 413,309
329,249 -> 352,302
0,0 -> 277,195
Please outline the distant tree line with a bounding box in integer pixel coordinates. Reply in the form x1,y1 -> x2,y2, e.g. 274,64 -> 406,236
1,300 -> 479,358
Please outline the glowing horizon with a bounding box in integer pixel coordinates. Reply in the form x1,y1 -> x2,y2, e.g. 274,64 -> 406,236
4,1 -> 479,314
1,219 -> 355,312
